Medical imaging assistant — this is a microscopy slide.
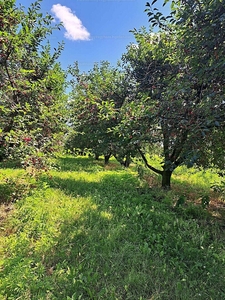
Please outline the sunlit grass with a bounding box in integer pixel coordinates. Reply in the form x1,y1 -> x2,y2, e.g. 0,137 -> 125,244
0,155 -> 225,300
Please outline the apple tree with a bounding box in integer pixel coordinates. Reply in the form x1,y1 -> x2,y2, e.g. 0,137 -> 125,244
114,4 -> 225,189
67,61 -> 134,165
145,0 -> 225,170
0,0 -> 67,169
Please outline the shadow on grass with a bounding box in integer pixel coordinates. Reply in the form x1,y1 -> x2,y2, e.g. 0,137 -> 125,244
49,172 -> 139,200
43,171 -> 225,296
56,155 -> 125,173
46,178 -> 225,298
0,160 -> 21,169
171,177 -> 210,197
56,156 -> 106,172
50,163 -> 225,224
171,175 -> 225,221
1,160 -> 225,300
0,183 -> 12,204
143,168 -> 225,219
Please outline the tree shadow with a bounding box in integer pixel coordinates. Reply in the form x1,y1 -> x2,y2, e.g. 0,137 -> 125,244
56,155 -> 125,173
0,159 -> 21,169
1,164 -> 225,299
47,171 -> 140,208
55,156 -> 101,172
40,173 -> 225,298
170,175 -> 225,221
0,183 -> 12,204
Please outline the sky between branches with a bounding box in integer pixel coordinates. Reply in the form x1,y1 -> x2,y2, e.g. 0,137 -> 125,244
16,0 -> 170,72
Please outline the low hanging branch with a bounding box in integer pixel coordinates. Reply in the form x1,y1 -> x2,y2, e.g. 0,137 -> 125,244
138,148 -> 163,175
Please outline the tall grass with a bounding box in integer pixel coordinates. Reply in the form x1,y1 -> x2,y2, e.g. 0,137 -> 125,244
0,156 -> 225,299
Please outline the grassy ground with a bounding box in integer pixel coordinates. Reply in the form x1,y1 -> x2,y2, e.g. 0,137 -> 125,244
0,155 -> 225,299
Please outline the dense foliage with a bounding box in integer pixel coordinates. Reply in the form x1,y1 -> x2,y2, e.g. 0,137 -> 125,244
65,0 -> 225,188
145,0 -> 225,171
0,0 -> 224,187
103,0 -> 225,188
67,61 -> 134,165
0,0 -> 67,169
0,1 -> 225,298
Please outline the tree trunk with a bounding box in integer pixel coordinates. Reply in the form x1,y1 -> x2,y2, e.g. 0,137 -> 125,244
104,153 -> 111,164
124,155 -> 131,167
0,149 -> 5,162
94,153 -> 99,160
161,170 -> 172,190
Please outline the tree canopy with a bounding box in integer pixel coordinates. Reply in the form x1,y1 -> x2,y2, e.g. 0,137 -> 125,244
96,0 -> 225,188
1,0 -> 224,187
0,0 -> 67,169
67,61 -> 135,165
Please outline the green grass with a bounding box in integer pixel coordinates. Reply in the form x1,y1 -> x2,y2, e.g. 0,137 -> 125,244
0,156 -> 225,299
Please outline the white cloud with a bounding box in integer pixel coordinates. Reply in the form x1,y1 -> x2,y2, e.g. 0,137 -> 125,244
51,4 -> 90,41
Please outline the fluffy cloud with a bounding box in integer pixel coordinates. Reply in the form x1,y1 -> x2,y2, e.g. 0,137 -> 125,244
51,4 -> 90,41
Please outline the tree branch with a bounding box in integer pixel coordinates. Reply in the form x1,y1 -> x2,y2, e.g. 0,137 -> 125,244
170,130 -> 188,162
138,148 -> 163,175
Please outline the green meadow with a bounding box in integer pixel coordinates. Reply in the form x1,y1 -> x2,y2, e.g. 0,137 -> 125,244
0,156 -> 225,300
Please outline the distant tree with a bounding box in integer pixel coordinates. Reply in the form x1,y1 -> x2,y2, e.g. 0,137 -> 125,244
0,0 -> 67,169
67,61 -> 134,165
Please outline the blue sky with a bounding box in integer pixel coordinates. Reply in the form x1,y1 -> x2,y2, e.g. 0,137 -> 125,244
16,0 -> 171,72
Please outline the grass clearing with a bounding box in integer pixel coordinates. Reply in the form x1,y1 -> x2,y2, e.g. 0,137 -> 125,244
0,156 -> 225,299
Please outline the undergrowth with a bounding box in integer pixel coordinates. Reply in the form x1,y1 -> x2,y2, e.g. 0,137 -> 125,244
0,155 -> 225,299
